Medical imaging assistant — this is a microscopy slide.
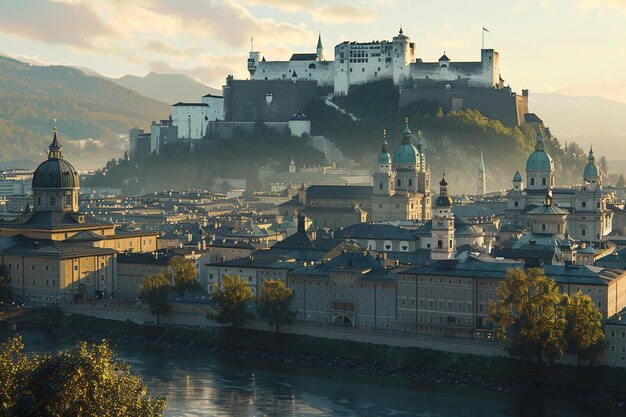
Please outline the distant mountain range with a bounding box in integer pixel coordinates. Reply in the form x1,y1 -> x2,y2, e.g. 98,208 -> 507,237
0,56 -> 168,169
68,65 -> 221,104
111,72 -> 221,105
530,93 -> 626,166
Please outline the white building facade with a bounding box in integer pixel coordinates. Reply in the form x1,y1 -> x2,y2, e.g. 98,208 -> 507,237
249,29 -> 501,96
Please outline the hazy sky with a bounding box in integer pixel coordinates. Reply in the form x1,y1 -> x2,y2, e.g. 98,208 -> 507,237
0,0 -> 624,98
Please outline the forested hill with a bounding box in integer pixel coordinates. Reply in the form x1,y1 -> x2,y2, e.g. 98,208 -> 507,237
306,81 -> 588,193
0,56 -> 168,169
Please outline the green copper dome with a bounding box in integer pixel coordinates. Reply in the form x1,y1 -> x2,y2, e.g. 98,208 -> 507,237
513,170 -> 522,182
583,147 -> 599,179
526,150 -> 553,172
526,134 -> 553,172
378,152 -> 391,165
378,139 -> 391,165
393,123 -> 420,165
583,162 -> 599,179
393,143 -> 419,164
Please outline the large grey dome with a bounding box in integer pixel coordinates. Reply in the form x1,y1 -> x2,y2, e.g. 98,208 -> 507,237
32,132 -> 79,189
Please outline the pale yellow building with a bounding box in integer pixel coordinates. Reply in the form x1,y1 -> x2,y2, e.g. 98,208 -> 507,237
0,129 -> 157,304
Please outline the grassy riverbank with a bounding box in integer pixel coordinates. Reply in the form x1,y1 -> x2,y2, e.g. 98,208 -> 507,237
20,313 -> 626,395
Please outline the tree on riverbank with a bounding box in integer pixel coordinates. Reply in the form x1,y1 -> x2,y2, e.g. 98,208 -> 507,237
170,257 -> 202,293
489,268 -> 567,363
0,336 -> 166,417
564,291 -> 605,365
258,279 -> 296,333
210,275 -> 254,328
139,273 -> 171,327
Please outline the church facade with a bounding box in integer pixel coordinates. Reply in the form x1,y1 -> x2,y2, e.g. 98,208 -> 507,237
505,134 -> 613,244
292,123 -> 431,228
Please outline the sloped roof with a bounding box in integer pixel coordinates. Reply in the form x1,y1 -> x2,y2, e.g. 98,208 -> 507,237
306,185 -> 372,199
401,256 -> 621,286
335,223 -> 415,240
290,53 -> 317,61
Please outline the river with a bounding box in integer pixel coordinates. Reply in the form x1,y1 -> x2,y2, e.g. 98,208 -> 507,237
1,330 -> 623,417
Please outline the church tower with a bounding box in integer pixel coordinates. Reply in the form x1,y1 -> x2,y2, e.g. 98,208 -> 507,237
583,146 -> 602,190
373,130 -> 395,196
477,151 -> 486,197
316,33 -> 324,62
431,173 -> 455,260
31,125 -> 80,213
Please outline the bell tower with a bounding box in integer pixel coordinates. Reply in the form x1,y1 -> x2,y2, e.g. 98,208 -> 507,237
431,173 -> 455,260
373,130 -> 395,196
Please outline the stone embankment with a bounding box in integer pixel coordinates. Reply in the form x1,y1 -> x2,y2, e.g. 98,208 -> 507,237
23,318 -> 626,408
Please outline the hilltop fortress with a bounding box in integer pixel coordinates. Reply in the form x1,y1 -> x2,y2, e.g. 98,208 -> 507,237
134,28 -> 531,157
247,28 -> 528,126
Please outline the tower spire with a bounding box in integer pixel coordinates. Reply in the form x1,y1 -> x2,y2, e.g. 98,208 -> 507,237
477,151 -> 486,196
48,118 -> 62,159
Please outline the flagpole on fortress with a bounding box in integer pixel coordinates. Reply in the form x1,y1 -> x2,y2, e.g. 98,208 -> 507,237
482,26 -> 489,49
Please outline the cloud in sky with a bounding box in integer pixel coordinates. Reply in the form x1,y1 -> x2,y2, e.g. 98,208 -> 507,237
0,0 -> 117,49
312,4 -> 378,23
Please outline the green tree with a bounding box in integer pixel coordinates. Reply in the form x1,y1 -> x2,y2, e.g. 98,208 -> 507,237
169,257 -> 202,293
0,336 -> 166,416
211,275 -> 254,328
138,273 -> 171,327
257,279 -> 296,333
564,291 -> 605,366
489,268 -> 567,364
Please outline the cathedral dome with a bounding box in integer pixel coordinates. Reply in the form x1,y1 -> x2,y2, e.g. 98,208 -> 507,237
392,142 -> 420,165
32,131 -> 79,189
525,149 -> 553,172
525,133 -> 554,172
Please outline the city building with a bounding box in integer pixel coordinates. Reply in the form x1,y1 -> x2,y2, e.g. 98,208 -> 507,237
0,129 -> 157,303
505,134 -> 614,244
297,123 -> 431,227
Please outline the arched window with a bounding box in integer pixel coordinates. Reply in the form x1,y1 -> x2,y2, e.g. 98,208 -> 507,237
49,196 -> 56,206
408,179 -> 413,187
399,241 -> 409,252
383,240 -> 392,251
437,240 -> 443,249
379,182 -> 383,190
397,179 -> 401,187
308,63 -> 316,69
581,229 -> 586,236
367,240 -> 376,250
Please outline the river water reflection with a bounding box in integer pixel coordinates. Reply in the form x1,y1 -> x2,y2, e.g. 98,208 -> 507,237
2,330 -> 623,417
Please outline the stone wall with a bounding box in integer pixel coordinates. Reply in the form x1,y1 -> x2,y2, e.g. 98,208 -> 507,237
398,87 -> 529,127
